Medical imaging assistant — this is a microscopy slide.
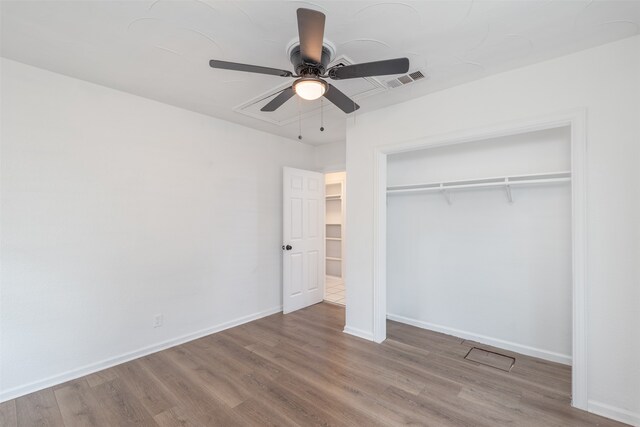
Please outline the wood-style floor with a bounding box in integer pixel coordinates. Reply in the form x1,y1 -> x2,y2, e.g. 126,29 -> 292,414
0,303 -> 626,426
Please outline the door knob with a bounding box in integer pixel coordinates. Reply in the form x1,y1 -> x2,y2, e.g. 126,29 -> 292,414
282,244 -> 292,251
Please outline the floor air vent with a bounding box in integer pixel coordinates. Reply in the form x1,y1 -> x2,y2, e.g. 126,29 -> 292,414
386,69 -> 427,89
464,347 -> 515,372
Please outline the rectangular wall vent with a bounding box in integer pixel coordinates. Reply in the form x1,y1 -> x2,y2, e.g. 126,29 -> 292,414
386,69 -> 428,89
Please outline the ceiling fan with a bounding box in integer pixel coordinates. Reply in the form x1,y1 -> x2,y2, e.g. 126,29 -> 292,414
209,8 -> 410,114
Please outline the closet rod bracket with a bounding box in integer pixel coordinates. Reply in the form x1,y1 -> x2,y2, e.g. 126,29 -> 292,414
504,179 -> 514,204
439,184 -> 452,205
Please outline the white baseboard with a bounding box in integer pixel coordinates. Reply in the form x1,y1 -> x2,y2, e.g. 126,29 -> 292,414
386,313 -> 572,366
0,306 -> 282,403
343,325 -> 374,341
588,400 -> 640,426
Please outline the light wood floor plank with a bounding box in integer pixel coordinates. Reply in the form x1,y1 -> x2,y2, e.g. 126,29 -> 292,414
162,345 -> 251,408
112,359 -> 178,416
153,406 -> 210,427
92,378 -> 157,426
232,397 -> 300,427
53,379 -> 110,427
0,399 -> 17,427
84,367 -> 118,388
15,388 -> 64,427
139,352 -> 243,426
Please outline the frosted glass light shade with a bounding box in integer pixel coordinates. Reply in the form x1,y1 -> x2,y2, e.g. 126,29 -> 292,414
294,79 -> 327,100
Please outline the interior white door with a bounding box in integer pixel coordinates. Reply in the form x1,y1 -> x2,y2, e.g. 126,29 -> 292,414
282,167 -> 325,314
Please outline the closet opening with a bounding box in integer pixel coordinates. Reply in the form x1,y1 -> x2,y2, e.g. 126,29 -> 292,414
324,171 -> 346,306
370,111 -> 588,409
386,125 -> 573,365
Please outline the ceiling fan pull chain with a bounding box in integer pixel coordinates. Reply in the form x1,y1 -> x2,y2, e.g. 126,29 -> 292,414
298,97 -> 303,140
320,99 -> 325,132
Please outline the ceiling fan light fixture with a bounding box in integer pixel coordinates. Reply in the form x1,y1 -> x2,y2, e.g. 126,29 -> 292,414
293,78 -> 327,101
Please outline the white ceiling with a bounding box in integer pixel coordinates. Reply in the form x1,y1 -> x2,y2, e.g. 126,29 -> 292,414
2,0 -> 639,145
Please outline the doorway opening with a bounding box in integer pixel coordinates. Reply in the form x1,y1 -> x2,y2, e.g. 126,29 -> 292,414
324,171 -> 346,305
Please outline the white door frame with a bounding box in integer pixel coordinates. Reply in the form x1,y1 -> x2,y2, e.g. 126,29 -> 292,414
371,108 -> 588,410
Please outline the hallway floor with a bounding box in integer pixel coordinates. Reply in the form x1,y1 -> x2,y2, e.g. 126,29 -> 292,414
324,276 -> 344,305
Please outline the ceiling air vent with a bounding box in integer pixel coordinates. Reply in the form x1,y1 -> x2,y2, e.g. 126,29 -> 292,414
386,69 -> 428,89
386,79 -> 403,89
409,71 -> 425,81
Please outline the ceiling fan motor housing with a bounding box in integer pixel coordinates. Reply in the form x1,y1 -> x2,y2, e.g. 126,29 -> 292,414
290,45 -> 332,76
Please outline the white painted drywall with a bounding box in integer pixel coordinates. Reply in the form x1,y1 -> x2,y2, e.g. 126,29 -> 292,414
387,128 -> 572,364
314,140 -> 346,172
387,128 -> 571,184
346,35 -> 640,424
0,58 -> 314,400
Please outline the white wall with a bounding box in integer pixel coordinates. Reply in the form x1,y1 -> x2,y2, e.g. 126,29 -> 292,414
314,140 -> 346,172
0,58 -> 315,400
387,127 -> 571,184
387,128 -> 572,364
346,35 -> 640,424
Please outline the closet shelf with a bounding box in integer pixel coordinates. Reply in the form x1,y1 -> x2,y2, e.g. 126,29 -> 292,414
326,194 -> 341,200
387,171 -> 571,204
326,256 -> 342,261
326,237 -> 341,241
326,223 -> 342,226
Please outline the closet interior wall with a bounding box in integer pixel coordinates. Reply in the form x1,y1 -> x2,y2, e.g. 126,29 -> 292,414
386,127 -> 573,364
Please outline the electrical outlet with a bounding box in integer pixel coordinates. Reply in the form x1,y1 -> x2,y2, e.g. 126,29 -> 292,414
153,314 -> 163,328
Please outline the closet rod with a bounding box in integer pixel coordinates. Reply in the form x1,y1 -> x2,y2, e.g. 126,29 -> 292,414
386,171 -> 571,196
